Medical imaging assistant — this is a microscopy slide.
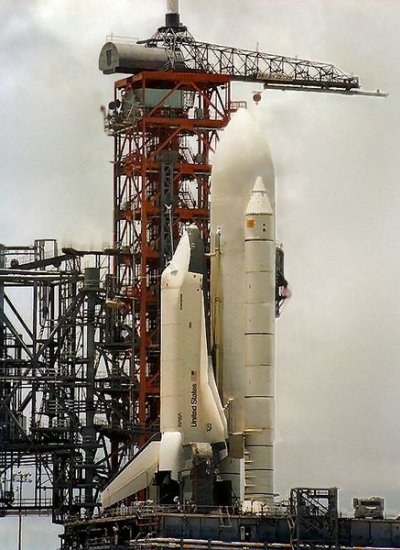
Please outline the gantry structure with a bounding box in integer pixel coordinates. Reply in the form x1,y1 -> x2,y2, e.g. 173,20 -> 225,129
0,242 -> 136,522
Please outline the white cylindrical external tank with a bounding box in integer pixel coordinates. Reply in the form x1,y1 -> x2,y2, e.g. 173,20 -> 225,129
244,176 -> 275,501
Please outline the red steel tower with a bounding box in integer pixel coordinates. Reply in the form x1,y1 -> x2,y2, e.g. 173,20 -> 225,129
106,69 -> 231,447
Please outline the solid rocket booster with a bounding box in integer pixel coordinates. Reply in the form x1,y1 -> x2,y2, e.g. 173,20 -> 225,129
161,226 -> 227,447
244,177 -> 275,500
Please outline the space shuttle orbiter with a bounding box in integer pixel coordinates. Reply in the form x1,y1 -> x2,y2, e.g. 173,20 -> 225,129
102,226 -> 228,508
160,225 -> 228,444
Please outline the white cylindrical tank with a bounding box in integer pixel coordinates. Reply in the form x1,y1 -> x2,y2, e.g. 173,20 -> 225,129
244,176 -> 275,501
99,42 -> 170,75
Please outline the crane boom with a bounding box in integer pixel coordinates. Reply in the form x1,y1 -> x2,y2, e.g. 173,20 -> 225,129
100,9 -> 384,96
141,31 -> 359,92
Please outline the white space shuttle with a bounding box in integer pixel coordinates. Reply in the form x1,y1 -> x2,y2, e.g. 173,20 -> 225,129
102,109 -> 285,509
102,227 -> 229,508
160,226 -> 228,446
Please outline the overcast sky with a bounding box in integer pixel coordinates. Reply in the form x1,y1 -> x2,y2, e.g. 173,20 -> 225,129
1,0 -> 399,548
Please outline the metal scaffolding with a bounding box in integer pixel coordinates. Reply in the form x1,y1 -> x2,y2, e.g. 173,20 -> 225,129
289,488 -> 339,550
141,28 -> 360,91
106,70 -> 231,446
0,241 -> 134,523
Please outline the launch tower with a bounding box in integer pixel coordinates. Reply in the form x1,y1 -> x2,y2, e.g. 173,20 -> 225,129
106,68 -> 230,447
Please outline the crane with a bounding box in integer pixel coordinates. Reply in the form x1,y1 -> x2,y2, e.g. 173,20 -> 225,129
101,0 -> 385,96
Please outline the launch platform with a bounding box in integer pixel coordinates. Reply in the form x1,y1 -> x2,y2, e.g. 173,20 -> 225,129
60,488 -> 400,550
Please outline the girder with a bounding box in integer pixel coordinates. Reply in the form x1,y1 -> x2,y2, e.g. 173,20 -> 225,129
139,26 -> 359,92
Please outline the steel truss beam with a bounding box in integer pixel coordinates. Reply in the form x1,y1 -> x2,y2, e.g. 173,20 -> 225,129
139,27 -> 360,92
